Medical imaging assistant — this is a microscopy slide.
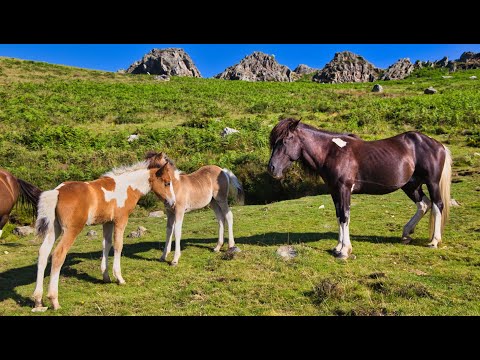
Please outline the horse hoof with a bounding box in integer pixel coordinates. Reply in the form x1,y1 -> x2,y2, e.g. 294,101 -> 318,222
159,257 -> 167,262
31,306 -> 48,313
103,277 -> 111,283
170,261 -> 178,266
401,236 -> 412,245
427,243 -> 438,249
213,248 -> 221,253
227,246 -> 241,253
332,248 -> 340,255
117,280 -> 126,285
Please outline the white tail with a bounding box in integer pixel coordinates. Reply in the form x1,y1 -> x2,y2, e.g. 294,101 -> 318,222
429,145 -> 452,239
222,168 -> 244,205
35,189 -> 59,237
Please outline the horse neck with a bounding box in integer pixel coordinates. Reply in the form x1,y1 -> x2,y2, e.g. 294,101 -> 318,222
298,127 -> 331,171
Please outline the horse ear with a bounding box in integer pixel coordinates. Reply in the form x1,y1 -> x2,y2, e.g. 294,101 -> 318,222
155,163 -> 167,178
289,119 -> 301,132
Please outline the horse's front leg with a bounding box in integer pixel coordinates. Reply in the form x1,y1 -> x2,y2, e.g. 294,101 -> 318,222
331,185 -> 352,259
171,208 -> 185,266
112,218 -> 127,284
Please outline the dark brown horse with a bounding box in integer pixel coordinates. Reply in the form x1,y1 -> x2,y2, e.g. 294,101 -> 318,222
267,118 -> 452,259
0,169 -> 42,238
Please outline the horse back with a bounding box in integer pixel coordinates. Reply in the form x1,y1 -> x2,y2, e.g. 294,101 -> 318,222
0,169 -> 20,213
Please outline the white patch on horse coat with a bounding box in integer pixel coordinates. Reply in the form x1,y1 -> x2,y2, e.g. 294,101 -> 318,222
0,229 -> 3,238
102,169 -> 151,208
351,183 -> 355,192
174,170 -> 181,180
167,181 -> 176,207
35,190 -> 59,234
431,203 -> 442,240
86,209 -> 95,225
54,183 -> 65,190
332,138 -> 347,148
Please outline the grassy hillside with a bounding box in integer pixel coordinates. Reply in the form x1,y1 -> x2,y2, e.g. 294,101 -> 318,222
1,57 -> 480,315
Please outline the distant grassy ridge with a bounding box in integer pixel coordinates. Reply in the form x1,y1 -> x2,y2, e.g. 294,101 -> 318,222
1,56 -> 480,211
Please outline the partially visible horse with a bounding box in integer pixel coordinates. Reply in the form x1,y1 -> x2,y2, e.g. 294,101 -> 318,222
267,118 -> 452,259
0,168 -> 42,237
150,160 -> 244,265
32,152 -> 170,311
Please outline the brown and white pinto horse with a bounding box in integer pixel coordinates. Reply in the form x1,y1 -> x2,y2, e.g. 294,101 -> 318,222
0,168 -> 42,237
150,161 -> 244,265
32,152 -> 169,312
268,118 -> 452,259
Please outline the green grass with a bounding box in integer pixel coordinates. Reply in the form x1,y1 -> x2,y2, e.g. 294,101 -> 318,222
1,57 -> 480,315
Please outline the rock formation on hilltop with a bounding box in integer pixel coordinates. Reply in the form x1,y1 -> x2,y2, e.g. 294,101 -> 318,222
126,48 -> 201,77
312,51 -> 382,83
293,64 -> 319,75
380,58 -> 414,80
455,51 -> 480,70
214,51 -> 293,82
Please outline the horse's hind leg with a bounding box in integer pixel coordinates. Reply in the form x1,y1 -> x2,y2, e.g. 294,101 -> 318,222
0,214 -> 9,238
426,182 -> 443,248
33,220 -> 61,310
401,181 -> 431,244
101,222 -> 114,282
218,201 -> 238,251
210,201 -> 225,252
47,225 -> 82,310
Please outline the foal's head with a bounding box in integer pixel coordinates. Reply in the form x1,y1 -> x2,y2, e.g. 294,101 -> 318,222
151,163 -> 176,208
268,118 -> 302,179
145,151 -> 172,169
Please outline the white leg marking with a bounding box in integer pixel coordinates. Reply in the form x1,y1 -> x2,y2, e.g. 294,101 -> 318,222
334,217 -> 342,252
402,196 -> 431,239
0,229 -> 3,238
225,209 -> 235,248
161,215 -> 175,261
101,223 -> 114,282
428,203 -> 442,248
172,214 -> 184,265
33,229 -> 56,307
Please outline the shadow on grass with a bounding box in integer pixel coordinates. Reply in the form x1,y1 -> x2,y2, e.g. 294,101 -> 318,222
0,231 -> 417,309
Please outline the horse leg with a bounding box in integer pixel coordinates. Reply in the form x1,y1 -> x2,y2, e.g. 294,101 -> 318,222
47,225 -> 82,310
171,209 -> 185,266
32,220 -> 61,310
0,214 -> 9,238
218,201 -> 236,250
160,210 -> 175,262
101,222 -> 114,282
426,182 -> 443,248
401,182 -> 431,244
210,201 -> 225,252
112,220 -> 127,284
331,186 -> 352,259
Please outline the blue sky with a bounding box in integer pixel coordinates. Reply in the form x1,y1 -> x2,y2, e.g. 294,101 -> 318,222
0,44 -> 479,78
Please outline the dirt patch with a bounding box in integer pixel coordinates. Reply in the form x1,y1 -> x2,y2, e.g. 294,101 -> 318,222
311,278 -> 346,303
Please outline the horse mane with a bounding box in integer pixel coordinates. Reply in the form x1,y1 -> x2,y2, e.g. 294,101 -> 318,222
145,151 -> 176,169
270,118 -> 361,150
103,161 -> 150,177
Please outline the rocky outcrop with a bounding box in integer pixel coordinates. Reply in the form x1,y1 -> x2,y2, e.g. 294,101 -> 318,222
293,64 -> 319,75
413,52 -> 480,72
312,51 -> 381,83
380,58 -> 414,80
455,51 -> 480,70
126,48 -> 201,77
214,51 -> 293,82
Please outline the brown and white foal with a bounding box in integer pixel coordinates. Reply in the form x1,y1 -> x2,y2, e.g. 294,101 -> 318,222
32,152 -> 168,311
150,162 -> 244,265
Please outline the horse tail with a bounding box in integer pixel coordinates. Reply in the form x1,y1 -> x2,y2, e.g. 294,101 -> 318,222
17,178 -> 42,214
35,190 -> 59,238
222,168 -> 245,205
430,145 -> 452,239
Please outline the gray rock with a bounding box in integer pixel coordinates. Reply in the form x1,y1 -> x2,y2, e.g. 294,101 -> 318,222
126,48 -> 201,77
127,134 -> 139,142
86,230 -> 98,237
214,51 -> 293,82
313,51 -> 382,83
149,210 -> 165,218
458,51 -> 478,62
117,69 -> 126,74
221,127 -> 240,137
13,226 -> 35,236
435,56 -> 449,68
277,245 -> 297,260
381,58 -> 414,80
441,76 -> 453,79
372,84 -> 383,92
424,87 -> 437,94
470,76 -> 477,79
154,74 -> 170,81
127,226 -> 148,238
293,64 -> 319,75
447,61 -> 457,72
450,199 -> 460,207
138,226 -> 147,233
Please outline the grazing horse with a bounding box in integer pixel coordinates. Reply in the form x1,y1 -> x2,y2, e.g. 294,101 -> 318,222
150,161 -> 244,265
32,152 -> 169,311
267,118 -> 452,259
0,168 -> 42,237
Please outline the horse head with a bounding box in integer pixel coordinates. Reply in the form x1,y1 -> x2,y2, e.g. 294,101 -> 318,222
151,162 -> 176,208
268,118 -> 302,179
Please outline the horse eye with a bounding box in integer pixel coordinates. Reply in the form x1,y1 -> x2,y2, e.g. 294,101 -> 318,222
165,182 -> 170,187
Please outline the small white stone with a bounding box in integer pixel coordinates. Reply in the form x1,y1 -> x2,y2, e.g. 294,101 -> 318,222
4,251 -> 9,255
318,205 -> 325,209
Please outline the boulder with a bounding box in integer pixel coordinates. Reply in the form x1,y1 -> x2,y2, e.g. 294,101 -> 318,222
86,230 -> 97,237
312,51 -> 382,83
221,127 -> 239,137
154,74 -> 170,81
214,51 -> 293,82
126,48 -> 201,77
424,87 -> 437,94
435,56 -> 449,68
372,84 -> 383,92
13,226 -> 35,236
149,210 -> 165,218
470,76 -> 477,79
127,134 -> 139,142
380,58 -> 414,80
293,64 -> 319,75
